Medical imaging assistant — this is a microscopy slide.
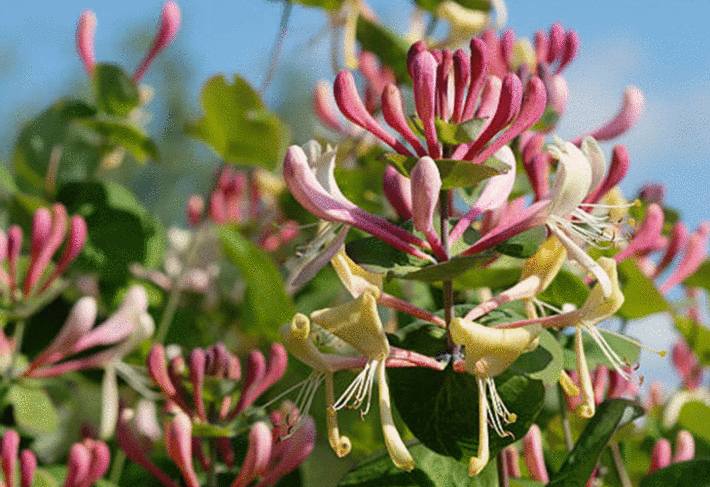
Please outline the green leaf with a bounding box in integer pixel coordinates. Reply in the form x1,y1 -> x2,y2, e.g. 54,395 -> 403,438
562,330 -> 641,371
677,401 -> 710,443
57,181 -> 165,285
338,443 -> 498,486
617,259 -> 668,319
549,399 -> 644,487
674,316 -> 710,365
399,254 -> 491,282
537,269 -> 589,308
413,0 -> 491,13
530,106 -> 560,132
289,0 -> 343,9
220,227 -> 294,339
80,118 -> 158,162
192,422 -> 235,438
640,460 -> 710,487
355,17 -> 410,83
453,260 -> 521,291
92,63 -> 140,117
495,226 -> 546,258
435,118 -> 486,146
12,99 -> 101,195
684,259 -> 710,291
511,330 -> 564,385
7,382 -> 59,435
383,153 -> 508,189
346,235 -> 427,276
188,75 -> 289,169
388,321 -> 544,461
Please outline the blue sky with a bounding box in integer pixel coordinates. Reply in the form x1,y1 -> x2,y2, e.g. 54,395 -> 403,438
2,1 -> 708,386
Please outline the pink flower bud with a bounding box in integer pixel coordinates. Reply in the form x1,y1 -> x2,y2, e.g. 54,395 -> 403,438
64,442 -> 91,487
2,430 -> 19,487
134,1 -> 181,81
673,430 -> 695,463
259,416 -> 315,487
333,71 -> 412,155
451,49 -> 470,123
381,84 -> 426,156
313,81 -> 345,133
558,30 -> 579,72
647,382 -> 664,409
410,157 -> 441,234
584,86 -> 645,142
233,349 -> 267,415
165,413 -> 200,487
615,203 -> 664,262
586,145 -> 630,203
593,365 -> 609,405
655,222 -> 688,277
534,31 -> 548,65
84,440 -> 111,485
462,38 -> 489,120
383,165 -> 413,220
649,438 -> 671,473
25,205 -> 68,296
186,195 -> 204,227
435,49 -> 453,120
411,51 -> 441,158
19,450 -> 36,487
523,425 -> 549,483
42,215 -> 88,294
148,344 -> 177,397
546,74 -> 568,116
547,23 -> 565,64
231,422 -> 273,487
672,340 -> 702,389
660,222 -> 710,294
189,348 -> 207,421
76,11 -> 97,75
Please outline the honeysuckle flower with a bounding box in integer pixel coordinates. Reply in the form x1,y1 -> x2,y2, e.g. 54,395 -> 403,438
383,165 -> 413,220
659,222 -> 710,293
648,438 -> 671,474
533,23 -> 579,75
449,316 -> 539,475
584,145 -> 630,204
76,10 -> 96,74
133,1 -> 181,81
58,438 -> 111,487
165,413 -> 200,487
544,137 -> 632,298
672,340 -> 703,390
410,156 -> 447,259
435,1 -> 489,48
673,430 -> 695,463
332,38 -> 546,164
615,203 -> 665,262
24,285 -> 152,378
523,424 -> 549,483
358,51 -> 396,113
283,142 -> 434,262
1,205 -> 87,303
653,222 -> 688,278
574,86 -> 645,143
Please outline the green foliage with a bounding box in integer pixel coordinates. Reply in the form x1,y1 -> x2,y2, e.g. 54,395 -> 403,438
57,181 -> 165,286
188,75 -> 289,169
400,255 -> 491,282
7,382 -> 59,435
338,443 -> 498,486
92,63 -> 141,117
288,0 -> 343,10
640,460 -> 710,487
677,401 -> 710,443
220,227 -> 294,340
383,153 -> 509,190
617,260 -> 668,319
434,118 -> 486,146
511,330 -> 564,385
495,226 -> 546,259
538,269 -> 589,308
346,234 -> 427,276
549,399 -> 644,486
388,321 -> 545,461
683,259 -> 710,290
413,0 -> 491,12
562,330 -> 641,370
355,17 -> 410,83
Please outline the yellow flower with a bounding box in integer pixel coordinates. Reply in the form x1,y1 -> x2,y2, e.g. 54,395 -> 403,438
450,317 -> 539,476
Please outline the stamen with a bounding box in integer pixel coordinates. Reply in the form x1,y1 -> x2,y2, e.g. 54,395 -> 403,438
583,325 -> 629,379
332,360 -> 378,417
483,377 -> 516,438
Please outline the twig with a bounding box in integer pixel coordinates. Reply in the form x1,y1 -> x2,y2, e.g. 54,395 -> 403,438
260,0 -> 293,95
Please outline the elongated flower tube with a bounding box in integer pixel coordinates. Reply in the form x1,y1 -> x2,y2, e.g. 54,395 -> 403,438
19,450 -> 36,487
313,81 -> 347,134
533,23 -> 579,74
659,223 -> 710,293
615,203 -> 664,262
134,1 -> 181,81
383,165 -> 414,220
575,86 -> 645,143
24,286 -> 151,378
523,425 -> 549,483
283,143 -> 433,261
653,222 -> 688,278
648,438 -> 672,474
673,430 -> 695,463
258,412 -> 316,487
671,340 -> 703,390
585,145 -> 630,204
231,422 -> 273,487
165,413 -> 200,487
503,446 -> 520,478
2,430 -> 19,487
76,11 -> 97,74
410,157 -> 447,259
449,146 -> 517,243
450,317 -> 540,475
